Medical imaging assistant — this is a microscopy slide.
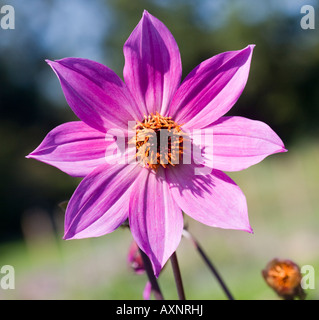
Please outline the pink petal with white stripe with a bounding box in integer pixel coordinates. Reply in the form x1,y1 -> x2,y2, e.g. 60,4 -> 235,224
208,116 -> 287,171
64,163 -> 141,239
166,164 -> 252,233
26,121 -> 114,177
129,167 -> 183,277
170,45 -> 254,129
47,58 -> 141,133
123,10 -> 182,116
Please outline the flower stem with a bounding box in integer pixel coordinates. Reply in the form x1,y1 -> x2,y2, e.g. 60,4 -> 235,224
170,251 -> 186,300
182,229 -> 235,300
139,249 -> 164,300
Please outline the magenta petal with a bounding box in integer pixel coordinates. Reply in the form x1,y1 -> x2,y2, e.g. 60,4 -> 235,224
46,58 -> 141,133
209,116 -> 287,172
143,281 -> 152,300
26,121 -> 114,177
123,10 -> 182,116
129,168 -> 183,277
170,45 -> 254,129
166,165 -> 252,233
64,163 -> 141,239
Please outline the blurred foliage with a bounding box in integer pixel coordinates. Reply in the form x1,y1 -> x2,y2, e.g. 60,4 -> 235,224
0,0 -> 319,247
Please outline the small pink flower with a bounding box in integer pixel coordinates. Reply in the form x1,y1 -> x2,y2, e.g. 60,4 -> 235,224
27,11 -> 286,277
128,240 -> 145,275
127,241 -> 153,300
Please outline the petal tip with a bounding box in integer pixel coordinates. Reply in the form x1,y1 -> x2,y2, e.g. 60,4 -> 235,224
247,226 -> 254,234
153,264 -> 162,278
245,44 -> 255,56
46,59 -> 59,71
142,10 -> 152,21
141,10 -> 154,25
25,152 -> 37,160
62,232 -> 74,240
46,59 -> 62,70
275,146 -> 288,155
45,59 -> 54,66
63,224 -> 76,240
237,221 -> 253,234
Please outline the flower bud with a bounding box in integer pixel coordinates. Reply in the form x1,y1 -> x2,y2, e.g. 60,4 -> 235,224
262,258 -> 306,300
127,241 -> 145,274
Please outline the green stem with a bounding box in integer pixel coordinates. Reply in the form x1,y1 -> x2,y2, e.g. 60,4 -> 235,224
170,251 -> 186,300
183,229 -> 235,300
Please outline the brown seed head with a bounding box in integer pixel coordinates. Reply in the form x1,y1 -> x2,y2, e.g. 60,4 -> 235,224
262,258 -> 306,300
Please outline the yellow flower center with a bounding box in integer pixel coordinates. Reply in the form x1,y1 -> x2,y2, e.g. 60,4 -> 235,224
130,112 -> 186,171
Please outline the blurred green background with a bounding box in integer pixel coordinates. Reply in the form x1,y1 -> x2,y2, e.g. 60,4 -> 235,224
0,0 -> 318,299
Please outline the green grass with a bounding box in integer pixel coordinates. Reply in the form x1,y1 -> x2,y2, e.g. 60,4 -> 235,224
1,140 -> 318,300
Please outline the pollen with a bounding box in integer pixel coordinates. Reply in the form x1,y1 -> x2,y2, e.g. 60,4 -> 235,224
130,112 -> 187,171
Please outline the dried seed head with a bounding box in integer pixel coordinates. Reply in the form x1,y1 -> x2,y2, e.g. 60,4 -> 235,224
262,258 -> 306,300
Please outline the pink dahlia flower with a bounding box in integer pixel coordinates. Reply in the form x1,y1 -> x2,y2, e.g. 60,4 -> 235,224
27,11 -> 286,276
